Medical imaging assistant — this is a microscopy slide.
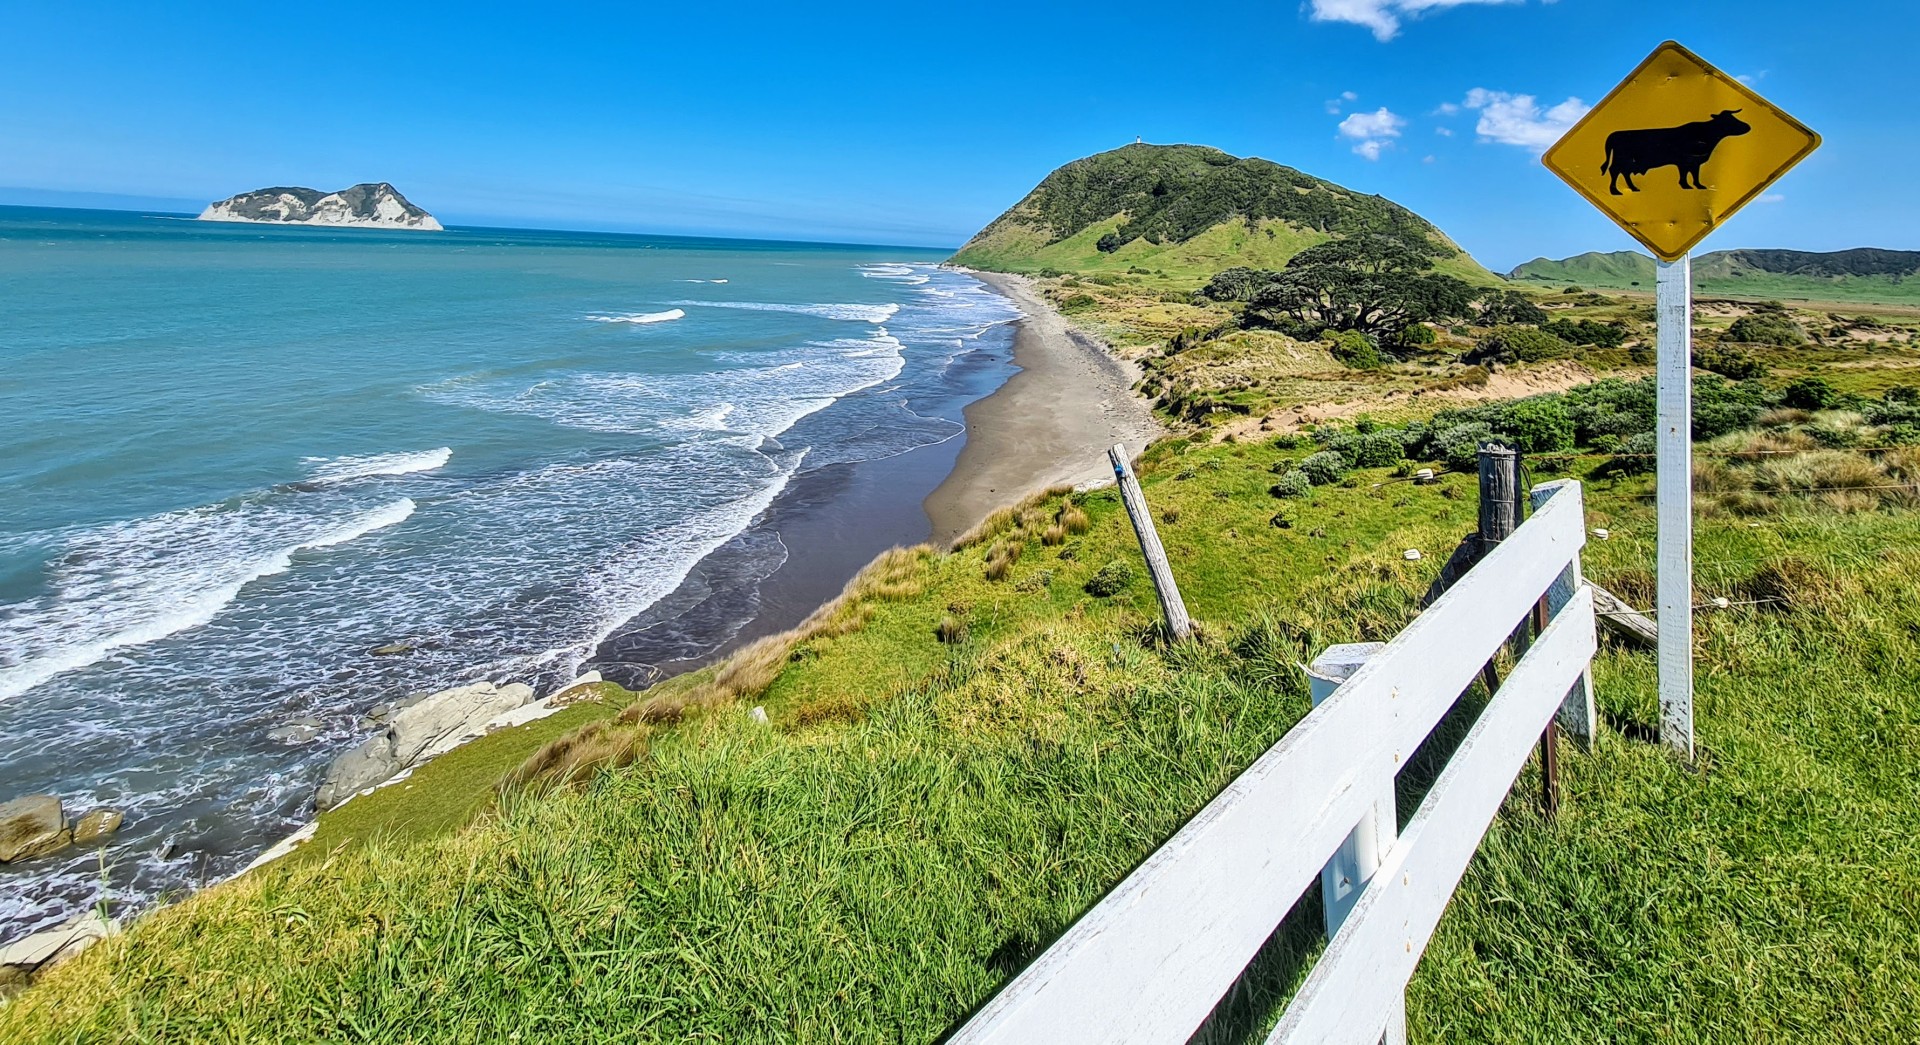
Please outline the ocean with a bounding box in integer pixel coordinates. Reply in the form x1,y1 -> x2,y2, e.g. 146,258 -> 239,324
0,207 -> 1020,939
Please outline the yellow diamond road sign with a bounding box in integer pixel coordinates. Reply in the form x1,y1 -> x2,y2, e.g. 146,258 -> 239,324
1543,41 -> 1820,262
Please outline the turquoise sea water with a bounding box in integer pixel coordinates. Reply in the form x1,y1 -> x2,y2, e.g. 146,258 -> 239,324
0,207 -> 1018,937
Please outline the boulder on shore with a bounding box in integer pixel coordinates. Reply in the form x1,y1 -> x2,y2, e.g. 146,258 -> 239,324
0,795 -> 71,864
314,681 -> 535,811
0,912 -> 119,997
71,809 -> 124,846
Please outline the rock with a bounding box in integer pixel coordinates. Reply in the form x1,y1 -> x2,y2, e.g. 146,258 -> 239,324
749,706 -> 769,724
267,718 -> 323,744
364,692 -> 429,726
316,681 -> 537,811
389,681 -> 534,765
369,642 -> 414,657
0,795 -> 71,864
0,911 -> 119,989
71,809 -> 124,846
314,736 -> 400,812
199,183 -> 443,231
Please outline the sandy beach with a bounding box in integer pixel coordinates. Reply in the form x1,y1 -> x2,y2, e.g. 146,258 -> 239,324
923,270 -> 1164,543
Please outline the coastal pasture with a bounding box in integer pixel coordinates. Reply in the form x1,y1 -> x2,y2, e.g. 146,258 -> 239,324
8,431 -> 1920,1042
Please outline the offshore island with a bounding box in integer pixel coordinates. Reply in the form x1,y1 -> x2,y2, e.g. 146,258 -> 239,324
197,182 -> 443,230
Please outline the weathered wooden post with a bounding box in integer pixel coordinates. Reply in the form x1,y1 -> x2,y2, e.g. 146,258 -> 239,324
1303,644 -> 1407,1045
1530,479 -> 1597,750
1478,445 -> 1560,811
1108,444 -> 1192,641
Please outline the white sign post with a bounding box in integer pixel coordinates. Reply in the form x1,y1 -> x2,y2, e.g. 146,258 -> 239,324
1655,257 -> 1694,758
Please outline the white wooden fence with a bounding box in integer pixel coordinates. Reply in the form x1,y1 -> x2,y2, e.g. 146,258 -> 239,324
950,479 -> 1597,1045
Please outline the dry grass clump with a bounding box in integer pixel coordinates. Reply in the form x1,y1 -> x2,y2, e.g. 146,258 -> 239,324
948,484 -> 1078,551
1041,523 -> 1067,546
504,721 -> 648,792
1058,502 -> 1092,535
984,540 -> 1023,581
934,615 -> 969,645
788,692 -> 866,728
1694,437 -> 1919,516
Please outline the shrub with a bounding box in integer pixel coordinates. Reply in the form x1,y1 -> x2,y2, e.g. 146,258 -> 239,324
1084,559 -> 1135,597
1200,266 -> 1268,302
1728,313 -> 1807,346
933,616 -> 968,644
1390,324 -> 1437,350
1541,318 -> 1629,348
1465,326 -> 1574,365
1059,293 -> 1098,311
1298,450 -> 1348,486
1782,376 -> 1840,410
1494,397 -> 1575,454
1694,344 -> 1769,380
1477,289 -> 1548,326
1347,431 -> 1407,468
1611,431 -> 1659,474
1325,330 -> 1384,370
1269,471 -> 1312,498
1694,375 -> 1766,438
1432,422 -> 1497,470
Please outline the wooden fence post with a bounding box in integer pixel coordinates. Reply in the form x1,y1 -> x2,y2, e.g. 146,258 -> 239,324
1109,444 -> 1193,641
1478,445 -> 1559,813
1530,479 -> 1597,749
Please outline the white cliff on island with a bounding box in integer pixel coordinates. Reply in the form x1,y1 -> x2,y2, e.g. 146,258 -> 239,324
198,182 -> 444,231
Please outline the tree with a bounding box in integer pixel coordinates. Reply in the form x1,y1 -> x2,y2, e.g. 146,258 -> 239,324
1242,235 -> 1473,345
1477,289 -> 1548,326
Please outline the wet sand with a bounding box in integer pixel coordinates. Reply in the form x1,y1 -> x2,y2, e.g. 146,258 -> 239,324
589,268 -> 1161,688
922,270 -> 1164,544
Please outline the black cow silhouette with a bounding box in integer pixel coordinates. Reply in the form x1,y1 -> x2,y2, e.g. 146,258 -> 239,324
1601,110 -> 1751,195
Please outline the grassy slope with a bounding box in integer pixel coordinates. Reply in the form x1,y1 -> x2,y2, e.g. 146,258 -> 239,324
10,438 -> 1920,1041
10,265 -> 1920,1040
1513,251 -> 1920,306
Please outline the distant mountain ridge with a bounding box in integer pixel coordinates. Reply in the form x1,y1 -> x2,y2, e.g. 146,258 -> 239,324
1510,248 -> 1920,305
198,183 -> 442,231
950,143 -> 1493,283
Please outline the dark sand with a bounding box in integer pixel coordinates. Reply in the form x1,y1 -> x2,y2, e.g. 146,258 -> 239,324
589,269 -> 1160,688
922,271 -> 1163,544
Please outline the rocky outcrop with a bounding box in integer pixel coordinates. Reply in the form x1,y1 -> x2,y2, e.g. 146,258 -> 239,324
71,809 -> 123,847
0,796 -> 70,863
314,681 -> 535,810
198,182 -> 443,231
0,912 -> 118,998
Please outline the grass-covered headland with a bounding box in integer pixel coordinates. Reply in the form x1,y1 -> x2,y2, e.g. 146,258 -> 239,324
10,148 -> 1920,1038
9,371 -> 1920,1040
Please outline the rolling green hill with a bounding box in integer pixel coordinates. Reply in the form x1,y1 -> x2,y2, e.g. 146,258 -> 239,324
1510,247 -> 1920,305
951,143 -> 1497,285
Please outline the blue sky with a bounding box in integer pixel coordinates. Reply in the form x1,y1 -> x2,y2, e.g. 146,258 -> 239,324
0,0 -> 1910,269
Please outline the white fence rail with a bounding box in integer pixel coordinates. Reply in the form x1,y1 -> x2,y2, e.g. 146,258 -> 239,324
950,480 -> 1596,1045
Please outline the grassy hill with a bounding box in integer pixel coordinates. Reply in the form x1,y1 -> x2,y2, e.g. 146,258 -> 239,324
1512,248 -> 1920,306
951,143 -> 1498,285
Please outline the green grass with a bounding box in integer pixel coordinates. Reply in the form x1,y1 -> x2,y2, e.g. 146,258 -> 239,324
9,424 -> 1920,1041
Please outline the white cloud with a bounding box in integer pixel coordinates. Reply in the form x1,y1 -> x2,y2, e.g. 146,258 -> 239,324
1461,87 -> 1589,150
1759,193 -> 1785,204
1337,106 -> 1407,160
1306,0 -> 1527,42
1324,89 -> 1362,115
1434,102 -> 1461,115
1434,126 -> 1454,137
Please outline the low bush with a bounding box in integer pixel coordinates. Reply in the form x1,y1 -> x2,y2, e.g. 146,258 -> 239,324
1269,471 -> 1312,499
1298,450 -> 1348,486
1325,330 -> 1384,370
1694,344 -> 1769,380
1497,397 -> 1575,455
1728,313 -> 1808,346
1083,559 -> 1135,597
1782,376 -> 1840,410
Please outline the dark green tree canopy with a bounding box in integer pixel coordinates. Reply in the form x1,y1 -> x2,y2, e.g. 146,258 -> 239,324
1227,235 -> 1473,343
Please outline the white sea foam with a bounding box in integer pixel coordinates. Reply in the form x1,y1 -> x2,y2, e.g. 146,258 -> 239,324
676,279 -> 729,284
0,498 -> 416,702
303,447 -> 452,483
585,308 -> 686,325
670,300 -> 899,324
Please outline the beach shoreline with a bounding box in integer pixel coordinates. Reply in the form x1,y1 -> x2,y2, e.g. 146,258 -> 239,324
923,270 -> 1163,544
